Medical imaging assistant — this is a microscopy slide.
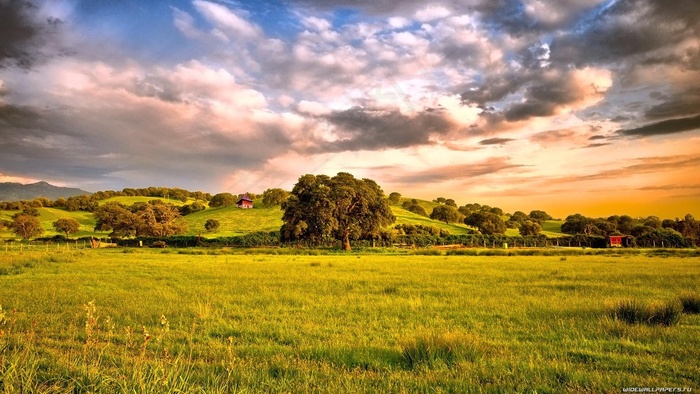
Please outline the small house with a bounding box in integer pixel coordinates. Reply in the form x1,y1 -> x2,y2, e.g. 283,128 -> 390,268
236,193 -> 254,209
607,235 -> 631,248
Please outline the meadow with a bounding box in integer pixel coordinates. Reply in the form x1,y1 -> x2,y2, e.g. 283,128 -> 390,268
1,248 -> 698,393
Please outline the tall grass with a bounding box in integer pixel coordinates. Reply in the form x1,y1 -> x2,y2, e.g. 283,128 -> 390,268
609,299 -> 683,326
400,332 -> 481,369
679,292 -> 700,314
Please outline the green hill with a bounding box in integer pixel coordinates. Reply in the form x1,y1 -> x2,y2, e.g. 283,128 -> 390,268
186,204 -> 283,237
1,196 -> 561,241
392,206 -> 475,235
99,196 -> 192,206
1,207 -> 101,239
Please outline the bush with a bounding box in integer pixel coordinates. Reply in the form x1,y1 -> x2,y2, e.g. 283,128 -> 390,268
679,292 -> 700,314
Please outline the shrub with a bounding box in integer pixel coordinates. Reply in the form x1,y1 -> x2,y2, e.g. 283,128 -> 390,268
679,292 -> 700,314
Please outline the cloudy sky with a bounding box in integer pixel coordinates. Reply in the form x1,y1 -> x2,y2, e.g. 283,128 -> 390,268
1,0 -> 699,218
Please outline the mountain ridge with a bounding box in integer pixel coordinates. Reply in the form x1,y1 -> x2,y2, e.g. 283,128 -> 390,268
0,181 -> 91,202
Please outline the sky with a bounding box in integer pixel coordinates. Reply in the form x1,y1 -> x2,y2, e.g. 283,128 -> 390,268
1,0 -> 699,219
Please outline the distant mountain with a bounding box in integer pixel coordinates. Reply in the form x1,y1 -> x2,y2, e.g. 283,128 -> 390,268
0,181 -> 91,202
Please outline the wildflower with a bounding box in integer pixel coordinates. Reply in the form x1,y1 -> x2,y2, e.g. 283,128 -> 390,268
159,315 -> 169,330
142,326 -> 151,342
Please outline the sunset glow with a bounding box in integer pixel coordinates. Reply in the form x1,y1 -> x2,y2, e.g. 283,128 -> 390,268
1,0 -> 698,218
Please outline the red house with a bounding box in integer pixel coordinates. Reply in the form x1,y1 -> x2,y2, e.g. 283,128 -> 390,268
608,235 -> 631,247
236,193 -> 254,209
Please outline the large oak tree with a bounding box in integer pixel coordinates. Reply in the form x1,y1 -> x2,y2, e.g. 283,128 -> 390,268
52,218 -> 81,237
281,173 -> 395,251
10,214 -> 44,240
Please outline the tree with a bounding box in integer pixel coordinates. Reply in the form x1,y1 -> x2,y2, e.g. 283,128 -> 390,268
21,207 -> 40,217
209,193 -> 237,208
10,214 -> 44,239
435,197 -> 446,204
529,210 -> 552,222
510,211 -> 528,223
205,219 -> 221,233
281,173 -> 395,251
262,188 -> 290,206
562,214 -> 598,235
53,218 -> 81,237
388,192 -> 402,205
65,195 -> 99,212
94,202 -> 140,237
401,200 -> 427,216
430,205 -> 463,224
93,201 -> 186,237
519,220 -> 542,236
444,198 -> 457,207
464,212 -> 506,235
180,201 -> 206,215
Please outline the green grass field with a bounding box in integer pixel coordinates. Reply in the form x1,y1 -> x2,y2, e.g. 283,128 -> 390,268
1,249 -> 698,393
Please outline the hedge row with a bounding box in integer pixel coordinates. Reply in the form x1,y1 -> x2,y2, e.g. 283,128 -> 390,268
25,231 -> 692,249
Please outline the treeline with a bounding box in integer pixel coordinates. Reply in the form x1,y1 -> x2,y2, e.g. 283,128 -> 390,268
562,213 -> 699,246
0,187 -> 213,212
49,231 -> 690,249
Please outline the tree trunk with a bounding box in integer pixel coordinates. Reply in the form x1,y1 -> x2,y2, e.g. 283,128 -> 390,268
342,230 -> 351,251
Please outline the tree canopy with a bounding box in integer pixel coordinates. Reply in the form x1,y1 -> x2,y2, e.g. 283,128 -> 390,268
94,201 -> 187,237
10,214 -> 44,239
518,220 -> 542,236
204,219 -> 220,233
430,205 -> 463,224
209,193 -> 237,208
53,218 -> 81,237
262,188 -> 290,206
464,212 -> 506,235
280,173 -> 395,250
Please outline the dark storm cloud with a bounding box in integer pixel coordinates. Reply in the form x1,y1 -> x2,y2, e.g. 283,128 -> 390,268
479,137 -> 514,145
0,0 -> 61,69
616,115 -> 700,138
461,71 -> 532,108
0,102 -> 41,129
387,157 -> 523,184
644,88 -> 700,120
502,70 -> 587,122
550,0 -> 700,67
317,107 -> 454,152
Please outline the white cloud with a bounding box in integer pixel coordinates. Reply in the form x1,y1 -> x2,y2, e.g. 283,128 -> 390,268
388,16 -> 410,29
297,100 -> 332,116
302,16 -> 332,32
414,5 -> 451,22
193,0 -> 261,39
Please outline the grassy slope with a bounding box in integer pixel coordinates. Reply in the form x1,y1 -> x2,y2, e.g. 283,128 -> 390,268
1,196 -> 562,240
185,204 -> 283,236
506,220 -> 564,237
392,206 -> 475,235
99,196 -> 191,206
0,250 -> 698,392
